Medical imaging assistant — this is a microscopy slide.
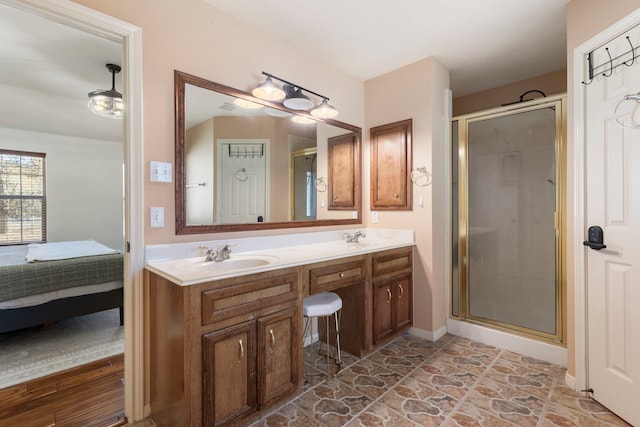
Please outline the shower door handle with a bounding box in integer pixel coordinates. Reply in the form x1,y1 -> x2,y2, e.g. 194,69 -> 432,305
583,225 -> 607,250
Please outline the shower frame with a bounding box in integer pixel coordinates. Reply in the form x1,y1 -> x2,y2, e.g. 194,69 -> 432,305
451,94 -> 567,344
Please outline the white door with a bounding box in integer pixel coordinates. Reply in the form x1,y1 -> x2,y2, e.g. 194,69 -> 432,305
585,29 -> 640,426
217,140 -> 268,224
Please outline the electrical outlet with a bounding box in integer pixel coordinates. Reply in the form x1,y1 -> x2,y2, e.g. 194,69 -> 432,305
150,207 -> 164,228
371,211 -> 379,223
352,211 -> 358,219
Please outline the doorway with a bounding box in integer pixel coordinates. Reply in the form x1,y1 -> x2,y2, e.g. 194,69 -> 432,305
0,0 -> 144,421
451,95 -> 566,344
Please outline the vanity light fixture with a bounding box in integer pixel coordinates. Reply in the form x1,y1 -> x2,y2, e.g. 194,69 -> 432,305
310,98 -> 338,119
252,75 -> 286,101
88,63 -> 123,119
252,71 -> 339,117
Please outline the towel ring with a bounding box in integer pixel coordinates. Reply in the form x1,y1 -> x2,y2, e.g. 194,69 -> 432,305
614,93 -> 640,129
235,168 -> 249,181
314,177 -> 327,192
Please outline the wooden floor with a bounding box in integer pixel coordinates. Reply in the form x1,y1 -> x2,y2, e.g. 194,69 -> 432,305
0,354 -> 126,427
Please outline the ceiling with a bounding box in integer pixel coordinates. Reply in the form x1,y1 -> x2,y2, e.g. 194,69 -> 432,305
0,1 -> 568,142
203,0 -> 569,97
0,3 -> 123,142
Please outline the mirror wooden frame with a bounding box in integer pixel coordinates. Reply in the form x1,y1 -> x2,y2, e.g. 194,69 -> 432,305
174,70 -> 362,234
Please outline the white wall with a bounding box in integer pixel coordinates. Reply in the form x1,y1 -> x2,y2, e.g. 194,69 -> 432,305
0,127 -> 124,250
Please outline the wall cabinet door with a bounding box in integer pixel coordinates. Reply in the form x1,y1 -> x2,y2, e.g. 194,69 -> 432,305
257,307 -> 299,407
202,321 -> 257,427
328,132 -> 360,210
370,119 -> 412,210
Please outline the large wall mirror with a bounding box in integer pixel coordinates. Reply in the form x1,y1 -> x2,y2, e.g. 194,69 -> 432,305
175,71 -> 362,234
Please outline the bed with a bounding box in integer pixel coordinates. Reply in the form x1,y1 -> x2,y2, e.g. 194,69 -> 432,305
0,241 -> 124,334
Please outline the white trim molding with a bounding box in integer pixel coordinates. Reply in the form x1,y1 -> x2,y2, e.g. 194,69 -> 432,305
409,326 -> 448,342
0,0 -> 146,421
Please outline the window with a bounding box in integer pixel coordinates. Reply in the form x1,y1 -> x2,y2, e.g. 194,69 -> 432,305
0,150 -> 46,244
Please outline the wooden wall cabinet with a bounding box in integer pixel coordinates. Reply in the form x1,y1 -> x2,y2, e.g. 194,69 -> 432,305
370,119 -> 412,210
371,247 -> 413,345
328,132 -> 361,210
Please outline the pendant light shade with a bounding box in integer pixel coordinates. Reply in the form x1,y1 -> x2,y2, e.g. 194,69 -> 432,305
252,76 -> 285,101
88,64 -> 123,119
310,99 -> 339,119
283,85 -> 314,110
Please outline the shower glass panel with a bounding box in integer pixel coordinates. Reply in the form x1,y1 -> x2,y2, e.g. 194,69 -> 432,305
467,107 -> 557,335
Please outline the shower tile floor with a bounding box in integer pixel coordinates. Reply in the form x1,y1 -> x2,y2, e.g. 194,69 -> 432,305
251,334 -> 631,427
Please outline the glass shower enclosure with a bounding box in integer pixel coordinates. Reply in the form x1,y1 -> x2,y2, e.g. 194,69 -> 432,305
451,95 -> 566,343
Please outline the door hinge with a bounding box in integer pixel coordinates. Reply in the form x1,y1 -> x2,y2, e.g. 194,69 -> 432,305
126,241 -> 131,253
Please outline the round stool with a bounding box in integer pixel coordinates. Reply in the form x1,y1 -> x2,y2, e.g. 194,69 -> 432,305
303,292 -> 342,379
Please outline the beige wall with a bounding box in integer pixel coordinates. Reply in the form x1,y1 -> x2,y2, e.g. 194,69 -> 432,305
453,69 -> 567,117
565,1 -> 640,378
364,58 -> 450,333
73,0 -> 365,245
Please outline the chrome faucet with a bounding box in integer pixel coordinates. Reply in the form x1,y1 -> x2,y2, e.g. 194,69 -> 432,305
345,231 -> 366,243
199,243 -> 236,262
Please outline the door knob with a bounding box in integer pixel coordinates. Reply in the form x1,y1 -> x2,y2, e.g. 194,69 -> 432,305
583,225 -> 607,250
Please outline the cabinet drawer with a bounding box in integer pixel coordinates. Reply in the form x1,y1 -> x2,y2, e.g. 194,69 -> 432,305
372,248 -> 412,278
202,272 -> 298,325
309,259 -> 366,294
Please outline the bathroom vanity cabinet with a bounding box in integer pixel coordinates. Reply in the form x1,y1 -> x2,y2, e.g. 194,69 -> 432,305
372,248 -> 413,345
147,245 -> 413,427
148,268 -> 300,427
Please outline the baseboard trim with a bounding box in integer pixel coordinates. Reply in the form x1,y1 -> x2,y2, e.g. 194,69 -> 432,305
408,326 -> 448,342
564,372 -> 576,390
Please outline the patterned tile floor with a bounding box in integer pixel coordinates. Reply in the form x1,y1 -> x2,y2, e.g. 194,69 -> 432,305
251,334 -> 632,427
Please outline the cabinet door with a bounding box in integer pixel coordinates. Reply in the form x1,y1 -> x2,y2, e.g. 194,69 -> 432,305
395,275 -> 413,331
370,119 -> 412,210
202,321 -> 257,427
373,281 -> 394,345
257,307 -> 299,407
328,132 -> 360,210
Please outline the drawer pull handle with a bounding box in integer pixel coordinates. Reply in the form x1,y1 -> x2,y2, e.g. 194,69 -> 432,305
398,283 -> 404,298
238,339 -> 244,362
386,288 -> 392,303
269,329 -> 275,351
339,273 -> 345,278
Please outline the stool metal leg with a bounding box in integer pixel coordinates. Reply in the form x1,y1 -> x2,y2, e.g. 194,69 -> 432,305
334,309 -> 342,368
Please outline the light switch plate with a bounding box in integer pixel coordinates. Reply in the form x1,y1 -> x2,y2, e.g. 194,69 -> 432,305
371,211 -> 379,223
150,161 -> 172,183
150,207 -> 164,228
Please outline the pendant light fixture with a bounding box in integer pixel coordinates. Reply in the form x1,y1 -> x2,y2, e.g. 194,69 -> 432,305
252,75 -> 285,101
252,72 -> 338,118
310,98 -> 339,119
88,63 -> 123,119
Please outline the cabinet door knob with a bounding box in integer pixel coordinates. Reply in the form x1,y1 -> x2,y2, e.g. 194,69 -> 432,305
339,273 -> 345,278
238,339 -> 244,362
398,283 -> 404,298
386,288 -> 392,303
269,329 -> 276,351
393,193 -> 399,198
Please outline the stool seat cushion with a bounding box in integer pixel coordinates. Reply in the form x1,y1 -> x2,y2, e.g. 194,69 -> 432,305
303,292 -> 342,317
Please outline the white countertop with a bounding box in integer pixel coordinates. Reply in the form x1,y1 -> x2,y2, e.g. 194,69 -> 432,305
145,228 -> 414,286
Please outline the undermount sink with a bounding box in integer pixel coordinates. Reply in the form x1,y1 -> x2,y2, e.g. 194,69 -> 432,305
169,254 -> 279,274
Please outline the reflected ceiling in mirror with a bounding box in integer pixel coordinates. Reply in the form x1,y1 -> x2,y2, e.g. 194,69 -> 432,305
175,70 -> 362,234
